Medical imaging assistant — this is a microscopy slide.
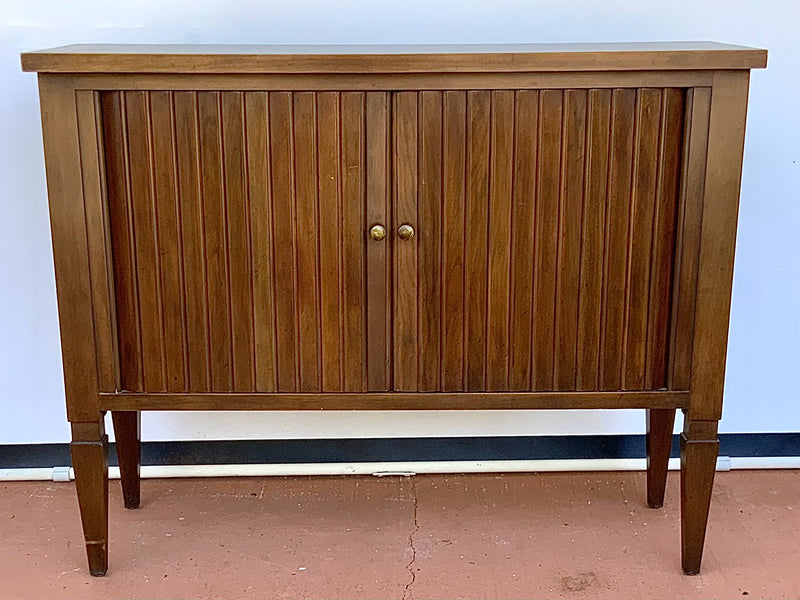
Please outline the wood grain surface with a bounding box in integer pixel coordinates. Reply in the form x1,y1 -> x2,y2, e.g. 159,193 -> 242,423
21,42 -> 767,74
101,91 -> 384,393
29,43 -> 764,576
391,88 -> 685,392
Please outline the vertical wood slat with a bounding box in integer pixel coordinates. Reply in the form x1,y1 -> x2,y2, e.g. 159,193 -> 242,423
622,89 -> 663,390
417,91 -> 443,391
599,89 -> 636,391
576,89 -> 612,391
554,89 -> 588,390
196,92 -> 232,392
268,92 -> 300,392
77,91 -> 118,392
531,90 -> 563,391
486,90 -> 515,391
441,91 -> 467,391
646,89 -> 685,389
464,91 -> 491,391
102,92 -> 143,392
364,93 -> 389,391
392,92 -> 419,391
292,92 -> 322,392
345,93 -> 369,392
221,92 -> 254,392
509,90 -> 539,391
244,92 -> 277,392
148,92 -> 186,392
316,92 -> 343,391
669,88 -> 711,391
172,92 -> 210,391
123,91 -> 165,391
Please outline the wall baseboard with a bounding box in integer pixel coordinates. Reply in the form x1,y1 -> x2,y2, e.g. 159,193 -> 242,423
1,434 -> 798,481
4,456 -> 800,482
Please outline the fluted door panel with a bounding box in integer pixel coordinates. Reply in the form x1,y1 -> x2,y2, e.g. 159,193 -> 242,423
101,91 -> 390,393
391,88 -> 685,392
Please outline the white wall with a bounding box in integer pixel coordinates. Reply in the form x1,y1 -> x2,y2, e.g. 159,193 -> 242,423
1,0 -> 797,445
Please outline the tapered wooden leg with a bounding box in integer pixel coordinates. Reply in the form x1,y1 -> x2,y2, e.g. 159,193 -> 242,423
646,408 -> 676,508
680,418 -> 719,575
112,411 -> 141,509
70,419 -> 109,576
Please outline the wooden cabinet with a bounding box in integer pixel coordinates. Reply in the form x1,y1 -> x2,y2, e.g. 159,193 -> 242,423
22,42 -> 766,576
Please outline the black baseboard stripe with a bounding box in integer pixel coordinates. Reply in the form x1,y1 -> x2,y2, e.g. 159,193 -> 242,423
1,434 -> 799,470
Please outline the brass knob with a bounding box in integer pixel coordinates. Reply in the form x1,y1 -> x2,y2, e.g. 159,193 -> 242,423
397,224 -> 415,241
369,224 -> 387,241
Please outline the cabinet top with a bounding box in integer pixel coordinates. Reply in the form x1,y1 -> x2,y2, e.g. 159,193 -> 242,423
21,42 -> 766,74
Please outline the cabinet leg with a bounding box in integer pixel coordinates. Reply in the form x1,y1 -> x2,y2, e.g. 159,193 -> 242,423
111,411 -> 141,509
646,408 -> 675,508
680,418 -> 719,575
70,419 -> 109,576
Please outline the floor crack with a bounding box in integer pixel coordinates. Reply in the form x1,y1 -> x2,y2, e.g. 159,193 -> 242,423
402,479 -> 419,600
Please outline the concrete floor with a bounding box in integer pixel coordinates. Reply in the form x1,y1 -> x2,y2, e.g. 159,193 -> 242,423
1,470 -> 798,599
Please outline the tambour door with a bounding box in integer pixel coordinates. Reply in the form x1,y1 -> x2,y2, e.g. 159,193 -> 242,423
101,91 -> 392,394
391,89 -> 686,393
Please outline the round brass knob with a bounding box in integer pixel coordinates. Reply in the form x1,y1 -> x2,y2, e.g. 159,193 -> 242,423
369,224 -> 387,241
397,224 -> 415,241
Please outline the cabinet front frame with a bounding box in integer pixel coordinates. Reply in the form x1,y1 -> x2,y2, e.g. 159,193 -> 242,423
53,67 -> 745,416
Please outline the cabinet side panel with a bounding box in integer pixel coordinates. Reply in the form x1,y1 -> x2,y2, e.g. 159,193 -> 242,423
40,76 -> 102,420
689,71 -> 751,420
